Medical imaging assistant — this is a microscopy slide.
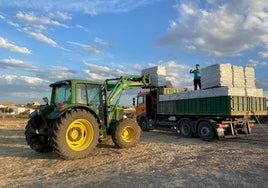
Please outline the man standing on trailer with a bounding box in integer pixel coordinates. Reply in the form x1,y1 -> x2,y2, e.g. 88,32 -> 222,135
190,64 -> 201,90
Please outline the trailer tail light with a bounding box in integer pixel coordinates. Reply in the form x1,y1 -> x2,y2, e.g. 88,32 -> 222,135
248,122 -> 254,127
217,124 -> 228,129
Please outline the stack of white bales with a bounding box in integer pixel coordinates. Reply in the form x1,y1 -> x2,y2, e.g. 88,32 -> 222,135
159,63 -> 263,102
141,66 -> 166,87
201,64 -> 233,89
201,63 -> 262,97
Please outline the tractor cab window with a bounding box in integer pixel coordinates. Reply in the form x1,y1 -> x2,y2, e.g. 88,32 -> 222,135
87,85 -> 100,106
54,84 -> 72,105
76,84 -> 87,104
76,84 -> 101,111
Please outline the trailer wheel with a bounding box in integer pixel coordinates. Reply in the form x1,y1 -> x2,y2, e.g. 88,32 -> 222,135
112,119 -> 141,148
179,119 -> 193,138
198,121 -> 215,141
140,117 -> 149,131
52,109 -> 99,160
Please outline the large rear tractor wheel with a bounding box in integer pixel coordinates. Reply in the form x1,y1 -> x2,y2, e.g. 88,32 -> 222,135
179,119 -> 193,138
52,109 -> 99,160
25,115 -> 53,153
112,119 -> 141,148
198,121 -> 215,141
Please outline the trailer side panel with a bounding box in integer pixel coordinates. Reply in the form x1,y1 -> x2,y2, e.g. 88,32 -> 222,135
157,96 -> 267,116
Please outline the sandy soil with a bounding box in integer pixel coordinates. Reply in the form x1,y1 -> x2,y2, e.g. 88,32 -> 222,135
0,118 -> 267,188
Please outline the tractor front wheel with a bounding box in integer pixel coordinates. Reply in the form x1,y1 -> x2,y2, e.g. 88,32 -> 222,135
52,109 -> 99,160
112,119 -> 141,148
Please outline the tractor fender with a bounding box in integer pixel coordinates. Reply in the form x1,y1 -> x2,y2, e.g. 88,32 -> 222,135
47,105 -> 100,122
29,109 -> 40,119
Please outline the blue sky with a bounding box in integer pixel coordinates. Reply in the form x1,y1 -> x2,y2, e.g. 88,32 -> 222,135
0,0 -> 268,105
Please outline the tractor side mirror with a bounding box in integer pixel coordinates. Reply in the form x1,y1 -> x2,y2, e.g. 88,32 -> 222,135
43,97 -> 49,105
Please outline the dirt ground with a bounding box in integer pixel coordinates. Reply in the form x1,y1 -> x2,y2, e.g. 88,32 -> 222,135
0,118 -> 267,188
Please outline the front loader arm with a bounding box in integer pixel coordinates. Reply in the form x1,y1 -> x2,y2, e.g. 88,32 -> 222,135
105,75 -> 151,105
104,75 -> 151,122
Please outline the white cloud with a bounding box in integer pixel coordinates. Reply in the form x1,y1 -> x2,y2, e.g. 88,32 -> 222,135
247,59 -> 268,67
83,45 -> 102,55
67,41 -> 104,55
164,61 -> 193,88
0,58 -> 37,71
0,1 -> 159,15
94,37 -> 112,48
0,74 -> 17,84
158,0 -> 268,57
35,66 -> 77,81
0,13 -> 20,27
0,37 -> 31,54
16,11 -> 67,27
84,62 -> 126,81
48,11 -> 72,20
25,30 -> 57,47
258,51 -> 268,58
0,59 -> 76,83
21,75 -> 44,85
0,74 -> 44,85
14,11 -> 70,47
0,74 -> 50,103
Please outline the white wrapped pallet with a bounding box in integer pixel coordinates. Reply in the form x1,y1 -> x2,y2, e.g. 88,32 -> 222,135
159,87 -> 263,102
170,91 -> 190,100
244,67 -> 256,88
213,87 -> 246,97
179,91 -> 190,99
188,90 -> 201,99
141,66 -> 166,87
200,89 -> 214,98
201,63 -> 233,89
245,88 -> 263,97
232,65 -> 245,88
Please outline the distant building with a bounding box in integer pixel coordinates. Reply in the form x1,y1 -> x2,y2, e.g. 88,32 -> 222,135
10,104 -> 26,115
0,104 -> 6,108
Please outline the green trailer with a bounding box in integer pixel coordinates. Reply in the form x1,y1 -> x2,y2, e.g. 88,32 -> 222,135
158,96 -> 267,116
135,88 -> 267,141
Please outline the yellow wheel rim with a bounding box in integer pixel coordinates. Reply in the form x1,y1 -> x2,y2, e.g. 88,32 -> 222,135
121,126 -> 135,142
66,119 -> 94,151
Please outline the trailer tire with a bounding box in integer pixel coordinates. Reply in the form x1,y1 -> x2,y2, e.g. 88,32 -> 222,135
112,119 -> 141,148
25,115 -> 53,153
198,121 -> 215,141
52,109 -> 99,160
140,117 -> 149,131
179,119 -> 193,138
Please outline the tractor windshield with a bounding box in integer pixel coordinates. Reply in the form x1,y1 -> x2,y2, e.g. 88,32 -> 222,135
53,84 -> 72,105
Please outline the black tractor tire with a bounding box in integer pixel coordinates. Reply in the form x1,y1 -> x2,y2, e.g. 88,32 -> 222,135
179,119 -> 193,138
112,119 -> 141,148
52,109 -> 99,160
198,121 -> 215,141
139,117 -> 149,131
25,115 -> 53,153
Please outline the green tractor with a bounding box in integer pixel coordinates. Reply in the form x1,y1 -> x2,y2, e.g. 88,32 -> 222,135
25,75 -> 151,160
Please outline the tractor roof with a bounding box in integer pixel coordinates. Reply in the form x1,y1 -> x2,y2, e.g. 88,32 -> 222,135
49,79 -> 103,87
